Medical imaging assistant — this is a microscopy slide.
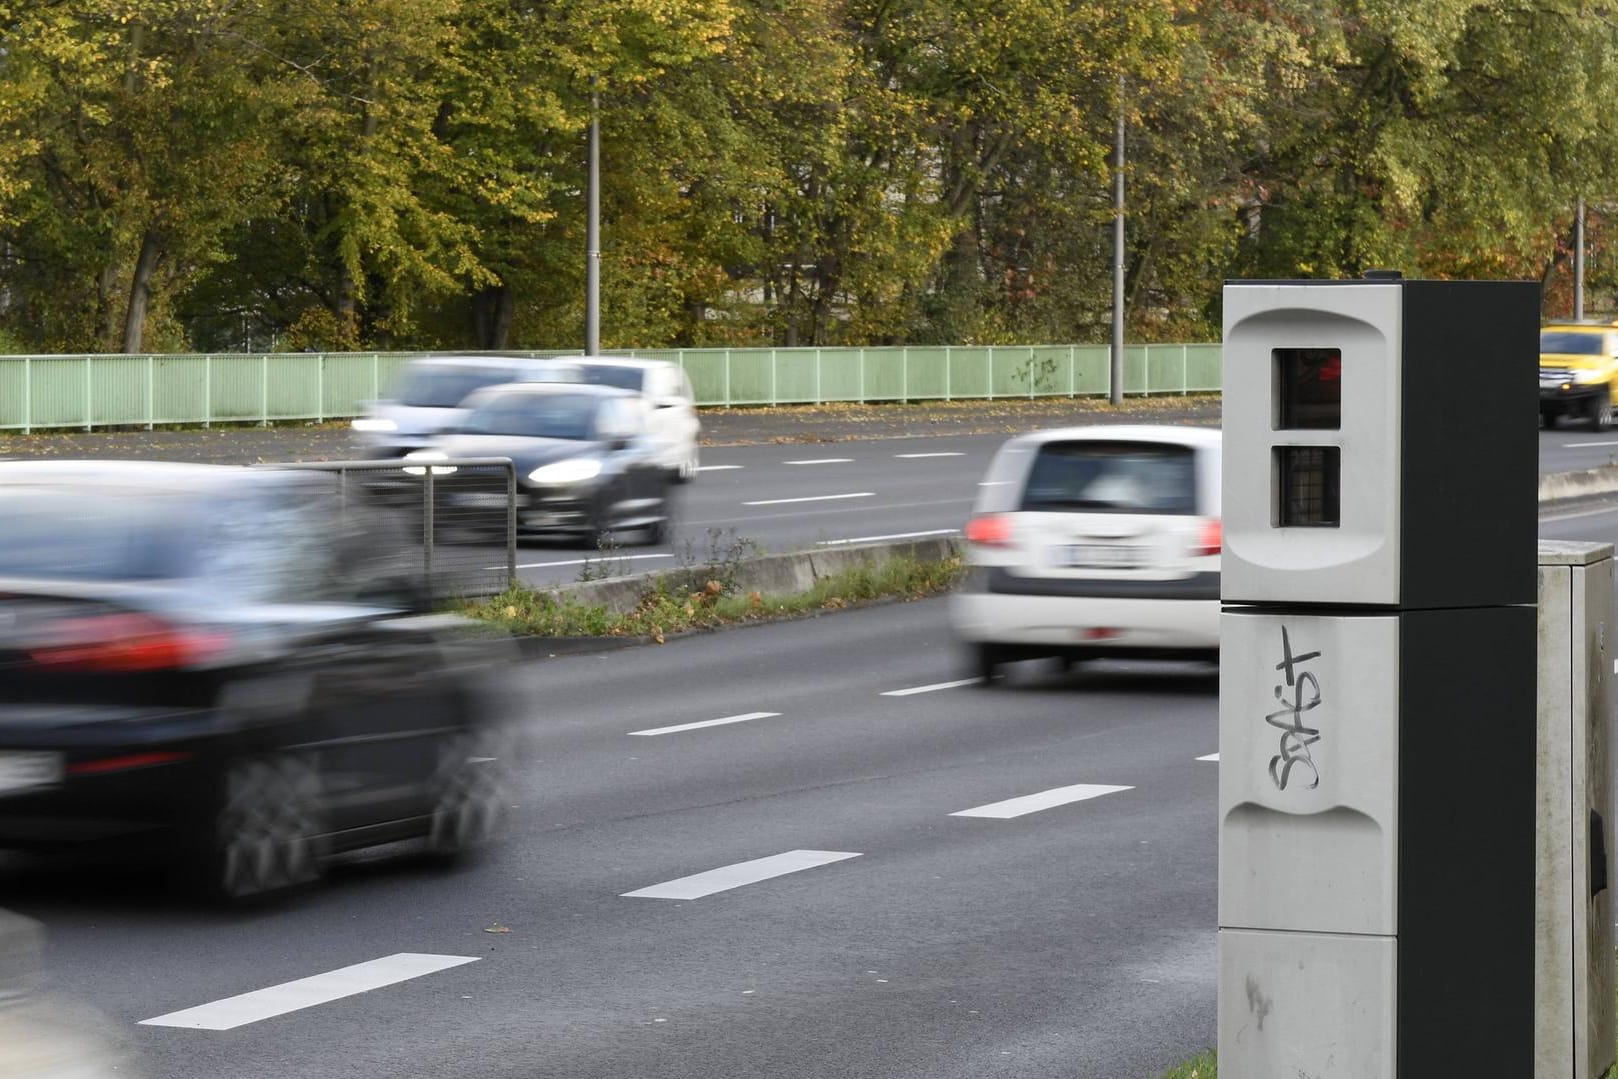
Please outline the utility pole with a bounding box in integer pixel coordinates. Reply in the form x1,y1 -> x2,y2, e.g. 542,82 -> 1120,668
585,80 -> 601,355
1110,75 -> 1125,406
1575,197 -> 1586,321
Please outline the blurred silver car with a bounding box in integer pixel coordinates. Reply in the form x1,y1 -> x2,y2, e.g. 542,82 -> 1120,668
950,425 -> 1222,682
567,357 -> 702,481
353,356 -> 584,456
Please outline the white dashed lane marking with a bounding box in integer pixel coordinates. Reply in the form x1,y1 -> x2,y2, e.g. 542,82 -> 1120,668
139,954 -> 479,1031
622,850 -> 863,900
895,452 -> 965,458
881,678 -> 979,697
628,712 -> 781,737
785,458 -> 854,465
694,465 -> 744,472
743,492 -> 874,506
1197,753 -> 1219,762
951,784 -> 1134,819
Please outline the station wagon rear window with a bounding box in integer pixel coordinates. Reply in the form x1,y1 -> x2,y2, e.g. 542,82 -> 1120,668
1018,441 -> 1197,515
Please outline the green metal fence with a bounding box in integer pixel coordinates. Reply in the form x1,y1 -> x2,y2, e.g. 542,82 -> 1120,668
0,343 -> 1221,432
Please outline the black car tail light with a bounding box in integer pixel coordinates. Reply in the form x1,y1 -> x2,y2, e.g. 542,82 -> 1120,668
28,613 -> 230,672
66,750 -> 196,776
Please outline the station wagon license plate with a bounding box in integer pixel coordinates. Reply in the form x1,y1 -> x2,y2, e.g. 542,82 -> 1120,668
1058,544 -> 1147,569
0,751 -> 62,796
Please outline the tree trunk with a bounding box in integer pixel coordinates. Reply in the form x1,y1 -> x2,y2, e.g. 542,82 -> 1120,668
121,227 -> 162,353
471,283 -> 514,349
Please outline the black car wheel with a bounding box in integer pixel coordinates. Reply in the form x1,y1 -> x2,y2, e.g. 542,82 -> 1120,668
425,729 -> 509,861
205,754 -> 324,902
1592,391 -> 1614,431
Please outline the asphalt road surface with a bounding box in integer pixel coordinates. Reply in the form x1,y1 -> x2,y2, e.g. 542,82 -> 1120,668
6,466 -> 1618,1079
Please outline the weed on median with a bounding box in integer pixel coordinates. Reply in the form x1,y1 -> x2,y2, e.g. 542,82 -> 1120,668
463,552 -> 965,643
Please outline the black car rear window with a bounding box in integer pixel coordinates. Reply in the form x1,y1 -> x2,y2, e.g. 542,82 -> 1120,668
0,490 -> 189,579
1019,441 -> 1198,514
393,365 -> 512,407
1540,331 -> 1607,356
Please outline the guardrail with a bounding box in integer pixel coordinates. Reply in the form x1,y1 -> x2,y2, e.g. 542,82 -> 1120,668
0,343 -> 1221,432
266,457 -> 518,599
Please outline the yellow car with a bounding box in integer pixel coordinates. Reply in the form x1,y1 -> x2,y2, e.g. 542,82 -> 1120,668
1540,321 -> 1618,429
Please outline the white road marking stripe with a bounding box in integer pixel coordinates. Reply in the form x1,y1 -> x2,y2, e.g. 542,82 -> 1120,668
1565,441 -> 1618,449
896,452 -> 965,458
821,528 -> 959,546
785,458 -> 853,465
951,784 -> 1133,819
509,553 -> 674,570
622,850 -> 862,900
881,677 -> 980,696
743,492 -> 874,506
628,712 -> 781,736
1197,753 -> 1219,762
139,954 -> 479,1031
694,465 -> 744,472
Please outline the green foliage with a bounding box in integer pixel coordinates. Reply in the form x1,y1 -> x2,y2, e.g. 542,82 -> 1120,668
4,0 -> 1618,351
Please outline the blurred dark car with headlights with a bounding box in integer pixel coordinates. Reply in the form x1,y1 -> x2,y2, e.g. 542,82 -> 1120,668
0,461 -> 515,901
406,382 -> 676,545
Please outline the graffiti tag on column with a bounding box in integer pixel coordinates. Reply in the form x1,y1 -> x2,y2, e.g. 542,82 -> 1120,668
1266,626 -> 1322,791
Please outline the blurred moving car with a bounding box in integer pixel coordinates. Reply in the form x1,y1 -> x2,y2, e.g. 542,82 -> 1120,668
0,909 -> 132,1077
0,461 -> 515,901
950,425 -> 1221,682
569,357 -> 702,482
1539,320 -> 1618,429
352,355 -> 584,456
407,382 -> 677,545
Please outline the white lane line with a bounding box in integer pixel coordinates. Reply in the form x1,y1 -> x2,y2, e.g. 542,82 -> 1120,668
881,677 -> 980,697
951,784 -> 1133,819
785,458 -> 854,465
1565,441 -> 1618,449
896,452 -> 965,458
821,528 -> 960,546
978,480 -> 1013,487
510,553 -> 674,570
628,711 -> 781,737
743,492 -> 874,506
694,465 -> 744,472
139,954 -> 479,1031
623,850 -> 862,900
1197,753 -> 1219,762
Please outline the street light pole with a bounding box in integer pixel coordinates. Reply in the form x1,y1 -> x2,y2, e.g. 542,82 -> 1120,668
1575,197 -> 1586,321
586,81 -> 601,356
1110,75 -> 1125,406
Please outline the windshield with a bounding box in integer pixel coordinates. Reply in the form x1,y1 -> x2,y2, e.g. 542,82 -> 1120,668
1018,441 -> 1197,514
578,365 -> 645,392
0,489 -> 190,580
392,364 -> 512,408
1540,331 -> 1607,356
459,393 -> 598,439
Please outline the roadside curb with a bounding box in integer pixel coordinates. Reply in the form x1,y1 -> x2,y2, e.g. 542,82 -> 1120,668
537,536 -> 964,617
1539,463 -> 1618,504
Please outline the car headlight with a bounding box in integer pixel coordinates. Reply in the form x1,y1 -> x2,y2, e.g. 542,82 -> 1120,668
402,450 -> 457,476
352,417 -> 398,433
1573,369 -> 1608,384
528,458 -> 603,485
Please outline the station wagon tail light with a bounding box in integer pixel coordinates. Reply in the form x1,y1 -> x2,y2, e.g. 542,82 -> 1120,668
28,613 -> 230,672
964,514 -> 1015,547
1195,518 -> 1222,557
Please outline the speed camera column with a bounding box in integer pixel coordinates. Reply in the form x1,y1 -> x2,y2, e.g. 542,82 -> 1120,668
1215,273 -> 1540,1078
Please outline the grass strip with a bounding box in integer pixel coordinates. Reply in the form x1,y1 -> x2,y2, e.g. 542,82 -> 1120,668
461,552 -> 966,643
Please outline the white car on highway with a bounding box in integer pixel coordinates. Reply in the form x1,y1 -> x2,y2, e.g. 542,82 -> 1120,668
569,357 -> 702,482
950,425 -> 1221,682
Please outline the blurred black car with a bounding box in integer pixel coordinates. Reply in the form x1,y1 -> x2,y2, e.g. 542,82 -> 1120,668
0,461 -> 515,901
405,382 -> 676,545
